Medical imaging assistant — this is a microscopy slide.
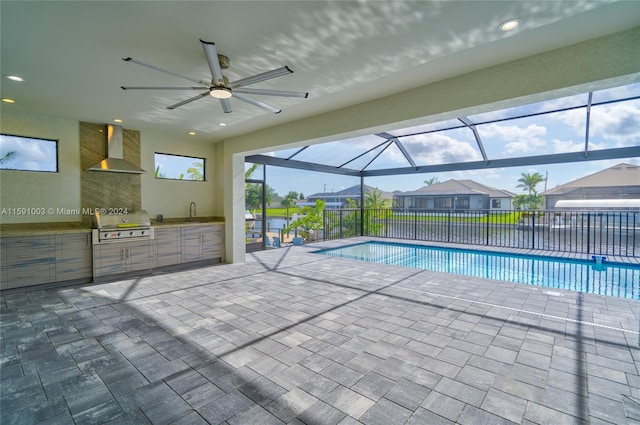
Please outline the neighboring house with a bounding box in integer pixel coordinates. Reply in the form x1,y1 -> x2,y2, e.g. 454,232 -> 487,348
393,179 -> 515,211
306,184 -> 393,208
541,163 -> 640,209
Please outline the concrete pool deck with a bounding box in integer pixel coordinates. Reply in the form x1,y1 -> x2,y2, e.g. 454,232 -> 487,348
1,237 -> 639,424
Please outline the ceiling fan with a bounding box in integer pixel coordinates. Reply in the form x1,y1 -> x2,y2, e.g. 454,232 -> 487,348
121,39 -> 308,114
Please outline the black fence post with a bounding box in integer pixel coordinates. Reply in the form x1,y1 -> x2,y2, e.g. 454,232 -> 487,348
586,213 -> 591,255
485,210 -> 490,246
531,213 -> 535,250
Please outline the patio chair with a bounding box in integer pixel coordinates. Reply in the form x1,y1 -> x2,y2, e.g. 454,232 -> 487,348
272,236 -> 282,248
292,237 -> 304,246
264,235 -> 272,247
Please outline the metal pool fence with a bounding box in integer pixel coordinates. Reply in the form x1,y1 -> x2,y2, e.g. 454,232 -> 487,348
322,208 -> 639,257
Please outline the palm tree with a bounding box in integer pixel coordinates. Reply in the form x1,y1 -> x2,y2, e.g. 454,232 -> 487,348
186,161 -> 204,180
281,191 -> 298,229
0,151 -> 17,167
516,172 -> 544,196
245,163 -> 259,179
423,176 -> 440,186
154,165 -> 167,178
365,187 -> 389,208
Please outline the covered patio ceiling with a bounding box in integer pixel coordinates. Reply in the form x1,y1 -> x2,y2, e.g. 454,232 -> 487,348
246,82 -> 640,177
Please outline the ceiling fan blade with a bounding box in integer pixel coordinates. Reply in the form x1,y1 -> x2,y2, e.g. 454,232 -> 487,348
121,86 -> 209,90
122,57 -> 202,85
233,88 -> 308,98
200,40 -> 225,85
220,98 -> 232,113
229,66 -> 293,88
233,93 -> 281,114
166,91 -> 210,110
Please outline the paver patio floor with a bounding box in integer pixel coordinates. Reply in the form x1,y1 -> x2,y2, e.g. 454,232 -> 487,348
2,238 -> 639,424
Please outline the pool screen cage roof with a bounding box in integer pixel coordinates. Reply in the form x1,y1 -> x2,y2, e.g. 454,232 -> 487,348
247,82 -> 640,178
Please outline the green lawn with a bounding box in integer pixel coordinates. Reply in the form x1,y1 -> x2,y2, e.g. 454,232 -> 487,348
372,211 -> 522,225
260,207 -> 303,217
259,208 -> 523,225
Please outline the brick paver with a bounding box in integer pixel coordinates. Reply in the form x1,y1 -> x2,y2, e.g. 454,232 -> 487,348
1,237 -> 639,424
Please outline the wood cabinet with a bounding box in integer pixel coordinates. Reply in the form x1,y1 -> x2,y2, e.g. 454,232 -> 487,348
180,224 -> 224,263
1,235 -> 56,289
93,239 -> 153,279
0,223 -> 223,288
55,233 -> 92,282
154,227 -> 181,268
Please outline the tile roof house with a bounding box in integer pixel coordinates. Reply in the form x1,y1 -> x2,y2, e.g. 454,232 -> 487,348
393,179 -> 515,211
541,163 -> 640,209
304,185 -> 393,208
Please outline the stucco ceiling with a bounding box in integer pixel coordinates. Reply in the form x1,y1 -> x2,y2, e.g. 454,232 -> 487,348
1,1 -> 639,143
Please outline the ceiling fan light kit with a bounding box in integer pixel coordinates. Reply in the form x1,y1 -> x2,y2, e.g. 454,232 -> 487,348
121,39 -> 308,114
210,87 -> 232,99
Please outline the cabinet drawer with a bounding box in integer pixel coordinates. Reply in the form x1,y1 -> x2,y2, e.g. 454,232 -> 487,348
7,263 -> 54,288
5,237 -> 54,266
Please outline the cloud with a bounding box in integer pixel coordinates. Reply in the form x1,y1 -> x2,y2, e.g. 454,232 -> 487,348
549,100 -> 640,148
396,133 -> 481,165
479,122 -> 547,155
551,138 -> 606,154
589,102 -> 640,147
0,135 -> 57,171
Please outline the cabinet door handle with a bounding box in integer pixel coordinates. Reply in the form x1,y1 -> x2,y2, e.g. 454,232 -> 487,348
121,248 -> 126,261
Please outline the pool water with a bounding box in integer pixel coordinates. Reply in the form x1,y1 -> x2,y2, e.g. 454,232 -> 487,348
316,241 -> 640,299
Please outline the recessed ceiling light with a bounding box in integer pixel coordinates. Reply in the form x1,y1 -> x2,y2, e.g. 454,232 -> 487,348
218,122 -> 227,127
113,118 -> 123,123
1,98 -> 16,104
188,131 -> 196,136
5,75 -> 24,82
499,19 -> 521,32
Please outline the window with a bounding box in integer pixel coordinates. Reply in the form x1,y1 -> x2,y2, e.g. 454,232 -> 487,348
414,197 -> 427,209
434,197 -> 452,209
154,153 -> 205,181
455,197 -> 470,209
0,134 -> 58,172
492,199 -> 502,208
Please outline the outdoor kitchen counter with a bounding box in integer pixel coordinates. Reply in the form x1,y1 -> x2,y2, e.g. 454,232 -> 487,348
0,222 -> 93,237
150,217 -> 224,227
0,217 -> 225,236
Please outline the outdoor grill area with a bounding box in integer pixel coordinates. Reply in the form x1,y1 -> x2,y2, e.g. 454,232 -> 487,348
1,238 -> 638,424
92,210 -> 154,244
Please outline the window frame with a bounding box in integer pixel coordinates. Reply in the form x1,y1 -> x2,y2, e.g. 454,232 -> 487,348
154,152 -> 206,181
0,133 -> 59,173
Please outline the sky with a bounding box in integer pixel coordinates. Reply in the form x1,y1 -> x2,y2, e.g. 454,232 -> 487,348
253,82 -> 640,198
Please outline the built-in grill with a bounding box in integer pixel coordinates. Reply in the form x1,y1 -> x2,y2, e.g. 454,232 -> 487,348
92,210 -> 155,244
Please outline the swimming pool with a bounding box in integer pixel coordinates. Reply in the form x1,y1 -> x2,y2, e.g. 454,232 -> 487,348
316,241 -> 640,299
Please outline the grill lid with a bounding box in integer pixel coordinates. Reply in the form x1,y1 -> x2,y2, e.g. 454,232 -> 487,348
93,210 -> 151,229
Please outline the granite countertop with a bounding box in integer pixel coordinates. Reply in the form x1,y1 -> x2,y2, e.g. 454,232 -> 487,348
150,216 -> 225,227
0,222 -> 93,236
1,217 -> 224,236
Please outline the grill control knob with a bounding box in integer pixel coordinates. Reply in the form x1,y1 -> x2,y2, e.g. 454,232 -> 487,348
129,231 -> 135,236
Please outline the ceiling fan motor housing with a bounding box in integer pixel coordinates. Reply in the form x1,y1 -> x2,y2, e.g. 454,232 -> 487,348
217,54 -> 229,69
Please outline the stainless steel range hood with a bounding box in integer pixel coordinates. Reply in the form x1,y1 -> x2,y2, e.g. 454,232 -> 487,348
86,124 -> 146,174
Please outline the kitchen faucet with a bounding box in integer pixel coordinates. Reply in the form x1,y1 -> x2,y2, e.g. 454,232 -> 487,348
189,202 -> 197,220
